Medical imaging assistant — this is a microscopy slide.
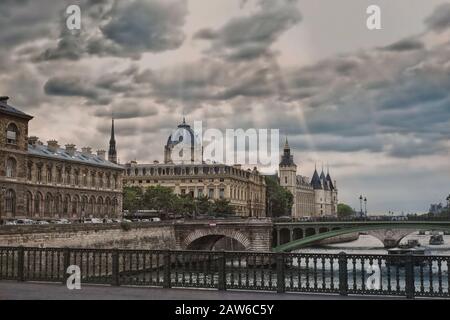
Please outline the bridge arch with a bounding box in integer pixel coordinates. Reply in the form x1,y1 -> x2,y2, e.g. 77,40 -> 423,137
182,229 -> 251,251
293,228 -> 303,240
273,223 -> 450,252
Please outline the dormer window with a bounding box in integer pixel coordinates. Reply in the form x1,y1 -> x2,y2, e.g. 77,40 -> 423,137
6,123 -> 18,144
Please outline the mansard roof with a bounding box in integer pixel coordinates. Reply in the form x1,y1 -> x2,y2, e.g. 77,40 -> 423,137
0,96 -> 33,120
28,143 -> 123,170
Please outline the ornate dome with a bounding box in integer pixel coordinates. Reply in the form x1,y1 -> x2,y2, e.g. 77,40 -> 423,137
164,118 -> 203,164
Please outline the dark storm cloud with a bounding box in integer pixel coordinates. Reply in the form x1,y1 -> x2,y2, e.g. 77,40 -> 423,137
194,0 -> 301,61
424,2 -> 450,32
382,39 -> 425,52
101,0 -> 187,52
44,76 -> 99,99
35,0 -> 188,61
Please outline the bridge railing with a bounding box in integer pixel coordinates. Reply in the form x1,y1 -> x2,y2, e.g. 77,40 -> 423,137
0,246 -> 449,299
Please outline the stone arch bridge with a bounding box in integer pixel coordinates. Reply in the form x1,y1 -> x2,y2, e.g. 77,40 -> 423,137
175,220 -> 450,252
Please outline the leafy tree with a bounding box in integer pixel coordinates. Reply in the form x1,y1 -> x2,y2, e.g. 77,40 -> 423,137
195,195 -> 213,216
143,186 -> 176,217
173,194 -> 196,218
123,186 -> 144,214
265,176 -> 294,217
212,199 -> 235,217
337,203 -> 355,218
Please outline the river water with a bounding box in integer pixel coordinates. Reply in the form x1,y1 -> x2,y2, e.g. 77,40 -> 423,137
295,232 -> 450,256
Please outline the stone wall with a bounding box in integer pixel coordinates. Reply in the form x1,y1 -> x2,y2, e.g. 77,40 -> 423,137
0,223 -> 176,250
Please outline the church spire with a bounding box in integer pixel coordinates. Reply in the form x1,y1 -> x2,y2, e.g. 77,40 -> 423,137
108,117 -> 117,164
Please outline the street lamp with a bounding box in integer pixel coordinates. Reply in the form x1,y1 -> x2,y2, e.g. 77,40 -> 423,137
364,197 -> 367,216
359,195 -> 363,216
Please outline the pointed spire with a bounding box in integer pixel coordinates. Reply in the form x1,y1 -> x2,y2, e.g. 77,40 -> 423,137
182,116 -> 186,124
284,136 -> 289,149
108,117 -> 117,164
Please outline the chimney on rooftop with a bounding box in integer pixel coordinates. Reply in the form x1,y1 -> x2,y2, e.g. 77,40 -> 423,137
65,144 -> 76,156
47,140 -> 59,153
97,150 -> 106,160
28,136 -> 39,146
81,147 -> 92,156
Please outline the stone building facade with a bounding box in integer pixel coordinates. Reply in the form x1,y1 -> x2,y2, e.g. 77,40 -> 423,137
123,120 -> 266,218
279,139 -> 338,218
0,96 -> 124,221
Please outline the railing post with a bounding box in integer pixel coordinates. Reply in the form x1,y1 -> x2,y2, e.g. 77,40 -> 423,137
218,251 -> 226,291
163,251 -> 171,288
338,252 -> 348,296
17,246 -> 24,282
276,253 -> 285,293
62,247 -> 70,285
405,254 -> 415,299
112,248 -> 120,286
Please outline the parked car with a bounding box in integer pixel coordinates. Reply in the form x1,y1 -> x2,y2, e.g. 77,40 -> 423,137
103,218 -> 114,223
83,218 -> 103,224
16,219 -> 34,225
5,220 -> 17,225
112,219 -> 122,223
122,219 -> 132,223
54,219 -> 70,224
34,220 -> 49,225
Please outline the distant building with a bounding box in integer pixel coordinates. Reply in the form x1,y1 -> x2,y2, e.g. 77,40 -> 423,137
278,138 -> 338,218
0,96 -> 124,221
123,120 -> 266,218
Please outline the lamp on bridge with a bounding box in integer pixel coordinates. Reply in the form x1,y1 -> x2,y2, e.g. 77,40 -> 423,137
364,197 -> 367,216
359,195 -> 363,217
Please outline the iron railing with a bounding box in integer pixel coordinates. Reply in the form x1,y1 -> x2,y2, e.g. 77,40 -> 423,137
0,247 -> 449,299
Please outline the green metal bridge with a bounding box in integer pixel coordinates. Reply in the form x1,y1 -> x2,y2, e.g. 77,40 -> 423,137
272,221 -> 450,252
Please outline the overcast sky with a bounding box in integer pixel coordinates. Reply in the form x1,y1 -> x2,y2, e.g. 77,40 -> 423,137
0,0 -> 449,214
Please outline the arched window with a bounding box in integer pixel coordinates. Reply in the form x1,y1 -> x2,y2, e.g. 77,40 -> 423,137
26,191 -> 33,217
5,189 -> 16,216
6,123 -> 18,144
6,157 -> 17,178
54,194 -> 62,216
45,193 -> 53,215
46,166 -> 52,183
35,192 -> 43,215
63,195 -> 70,216
72,196 -> 79,216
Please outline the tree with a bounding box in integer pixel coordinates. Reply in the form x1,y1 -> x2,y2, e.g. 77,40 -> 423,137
173,194 -> 196,218
337,203 -> 354,218
265,176 -> 294,217
212,199 -> 235,217
123,186 -> 144,214
143,186 -> 176,217
195,195 -> 213,216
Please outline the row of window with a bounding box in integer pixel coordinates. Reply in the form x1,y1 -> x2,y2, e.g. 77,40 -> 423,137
5,157 -> 119,190
2,189 -> 119,217
126,165 -> 262,182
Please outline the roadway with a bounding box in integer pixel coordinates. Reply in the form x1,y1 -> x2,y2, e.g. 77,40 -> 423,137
0,281 -> 401,300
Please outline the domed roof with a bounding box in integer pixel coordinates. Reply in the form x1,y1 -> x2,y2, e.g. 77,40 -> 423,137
166,118 -> 202,148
